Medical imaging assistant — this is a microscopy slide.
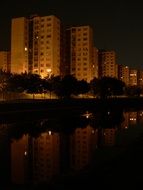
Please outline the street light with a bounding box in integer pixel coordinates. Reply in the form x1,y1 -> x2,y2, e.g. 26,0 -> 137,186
46,68 -> 52,78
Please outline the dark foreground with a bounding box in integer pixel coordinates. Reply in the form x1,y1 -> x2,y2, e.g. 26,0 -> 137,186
45,135 -> 143,189
1,97 -> 143,189
4,134 -> 143,190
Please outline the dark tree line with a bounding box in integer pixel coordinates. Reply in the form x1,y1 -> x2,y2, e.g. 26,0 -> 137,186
0,69 -> 142,100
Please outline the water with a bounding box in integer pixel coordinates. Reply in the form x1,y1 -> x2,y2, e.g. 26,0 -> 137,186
1,106 -> 143,189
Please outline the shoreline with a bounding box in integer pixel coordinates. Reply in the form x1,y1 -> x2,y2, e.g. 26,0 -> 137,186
0,97 -> 143,115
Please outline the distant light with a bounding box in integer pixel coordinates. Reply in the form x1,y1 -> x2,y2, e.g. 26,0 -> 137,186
48,131 -> 52,135
25,47 -> 28,51
47,68 -> 52,73
86,115 -> 89,119
81,111 -> 93,119
130,118 -> 136,121
130,73 -> 137,76
24,151 -> 27,156
91,130 -> 95,134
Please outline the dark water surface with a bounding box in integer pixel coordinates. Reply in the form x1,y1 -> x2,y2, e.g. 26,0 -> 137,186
1,106 -> 143,189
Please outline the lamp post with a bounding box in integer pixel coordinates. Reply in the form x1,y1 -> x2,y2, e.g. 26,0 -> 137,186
46,68 -> 52,78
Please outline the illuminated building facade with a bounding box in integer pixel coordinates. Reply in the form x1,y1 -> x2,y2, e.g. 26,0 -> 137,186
92,47 -> 98,78
11,15 -> 62,78
66,26 -> 95,82
129,69 -> 138,86
11,17 -> 28,74
0,51 -> 11,72
98,50 -> 117,78
118,64 -> 130,86
137,70 -> 143,87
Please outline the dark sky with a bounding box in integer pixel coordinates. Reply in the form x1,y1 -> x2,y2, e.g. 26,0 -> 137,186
0,0 -> 143,69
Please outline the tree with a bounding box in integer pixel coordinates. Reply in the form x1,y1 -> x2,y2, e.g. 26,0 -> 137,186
23,73 -> 43,99
49,75 -> 62,98
90,77 -> 126,99
42,78 -> 53,99
7,73 -> 25,93
90,77 -> 99,97
0,70 -> 12,100
125,85 -> 142,97
60,75 -> 78,98
76,79 -> 90,96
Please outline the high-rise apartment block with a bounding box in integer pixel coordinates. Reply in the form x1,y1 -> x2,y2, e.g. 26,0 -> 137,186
92,47 -> 98,78
129,69 -> 138,86
11,17 -> 28,74
10,14 -> 141,85
0,51 -> 11,72
118,65 -> 130,86
66,26 -> 95,82
98,50 -> 117,78
137,70 -> 143,87
11,15 -> 62,78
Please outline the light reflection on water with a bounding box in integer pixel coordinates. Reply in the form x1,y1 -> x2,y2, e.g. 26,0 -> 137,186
1,108 -> 143,188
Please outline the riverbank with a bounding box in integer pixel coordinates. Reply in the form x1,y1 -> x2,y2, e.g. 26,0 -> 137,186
0,96 -> 143,114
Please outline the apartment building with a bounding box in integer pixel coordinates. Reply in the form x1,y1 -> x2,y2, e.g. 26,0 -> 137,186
66,25 -> 95,82
0,51 -> 11,72
11,15 -> 63,78
129,69 -> 138,86
92,47 -> 98,78
98,50 -> 118,78
137,70 -> 143,87
11,17 -> 28,74
118,64 -> 130,86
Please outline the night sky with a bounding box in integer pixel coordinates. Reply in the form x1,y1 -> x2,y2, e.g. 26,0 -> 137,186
0,0 -> 143,69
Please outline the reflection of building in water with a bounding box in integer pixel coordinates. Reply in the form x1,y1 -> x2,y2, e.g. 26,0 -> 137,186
32,131 -> 60,184
0,124 -> 11,185
11,131 -> 60,184
137,111 -> 143,124
11,134 -> 29,184
121,112 -> 129,129
129,112 -> 137,125
121,112 -> 138,129
102,128 -> 117,146
70,125 -> 98,170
